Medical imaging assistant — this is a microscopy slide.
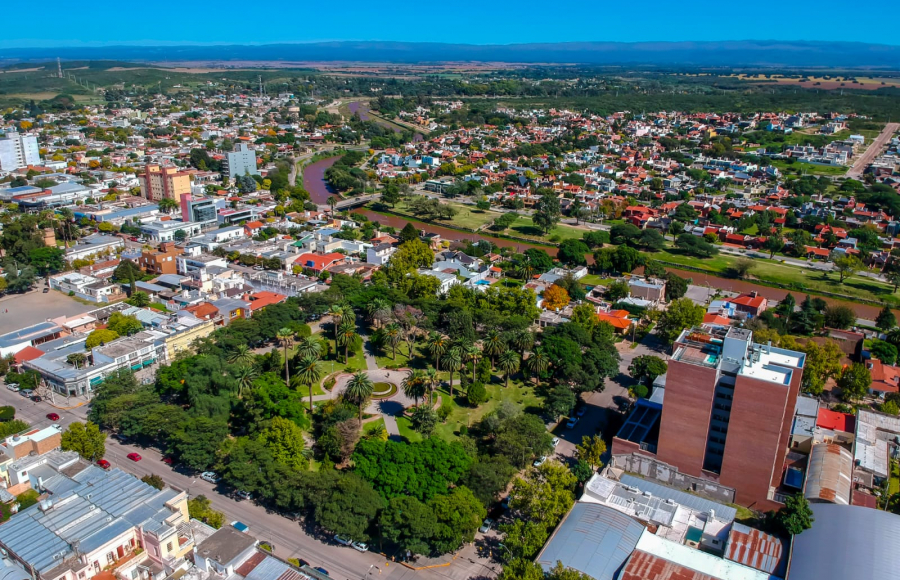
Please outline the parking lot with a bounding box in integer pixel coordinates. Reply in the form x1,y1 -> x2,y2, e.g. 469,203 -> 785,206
0,288 -> 95,334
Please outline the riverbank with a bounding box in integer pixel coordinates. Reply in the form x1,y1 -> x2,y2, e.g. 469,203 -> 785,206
302,156 -> 342,205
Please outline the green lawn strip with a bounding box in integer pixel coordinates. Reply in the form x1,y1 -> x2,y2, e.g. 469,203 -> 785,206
395,415 -> 422,443
507,216 -> 586,242
363,417 -> 386,436
579,274 -> 613,286
770,159 -> 848,176
431,380 -> 543,441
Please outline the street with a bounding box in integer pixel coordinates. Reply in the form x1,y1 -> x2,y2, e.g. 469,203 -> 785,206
847,122 -> 900,179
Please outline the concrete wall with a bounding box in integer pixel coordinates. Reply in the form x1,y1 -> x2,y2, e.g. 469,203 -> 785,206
612,453 -> 736,505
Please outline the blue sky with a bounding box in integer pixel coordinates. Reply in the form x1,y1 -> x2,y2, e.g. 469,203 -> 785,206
2,0 -> 898,47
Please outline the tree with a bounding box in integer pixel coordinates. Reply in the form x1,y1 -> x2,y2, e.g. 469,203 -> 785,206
295,354 -> 322,413
664,272 -> 689,302
276,327 -> 294,384
886,270 -> 900,293
443,347 -> 464,396
532,193 -> 561,235
497,350 -> 520,388
107,312 -> 143,336
157,197 -> 179,214
763,236 -> 784,258
85,329 -> 119,349
509,461 -> 576,526
232,365 -> 258,398
28,247 -> 66,275
344,371 -> 374,425
628,355 -> 668,387
576,435 -> 606,471
833,255 -> 862,283
337,320 -> 359,363
467,382 -> 488,406
141,474 -> 165,490
379,496 -> 437,556
544,386 -> 576,420
5,267 -> 35,293
381,185 -> 401,208
127,291 -> 151,308
876,306 -> 897,332
402,369 -> 428,407
774,494 -> 814,536
838,362 -> 871,403
61,421 -> 106,461
188,495 -> 225,529
824,305 -> 856,329
525,348 -> 549,384
399,222 -> 420,243
638,228 -> 665,251
797,340 -> 843,395
313,473 -> 384,541
870,341 -> 897,365
656,298 -> 705,343
731,258 -> 755,279
543,285 -> 570,311
557,239 -> 589,266
606,279 -> 630,302
428,486 -> 487,554
411,405 -> 438,436
257,416 -> 308,470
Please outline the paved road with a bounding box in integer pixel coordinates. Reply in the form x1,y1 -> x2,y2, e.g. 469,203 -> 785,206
847,122 -> 899,178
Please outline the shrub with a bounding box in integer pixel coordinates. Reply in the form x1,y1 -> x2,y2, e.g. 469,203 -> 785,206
324,377 -> 336,391
467,382 -> 489,406
0,407 -> 14,422
437,402 -> 452,422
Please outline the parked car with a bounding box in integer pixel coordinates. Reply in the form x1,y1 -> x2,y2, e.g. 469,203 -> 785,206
236,490 -> 252,501
200,471 -> 219,483
31,396 -> 42,403
551,437 -> 560,448
6,384 -> 19,392
114,433 -> 129,443
127,453 -> 142,462
479,518 -> 494,533
96,459 -> 111,469
42,288 -> 49,293
351,541 -> 369,553
566,417 -> 580,429
296,559 -> 310,568
533,456 -> 547,467
19,389 -> 32,398
576,406 -> 586,417
314,568 -> 329,576
162,456 -> 174,465
46,413 -> 60,421
334,535 -> 352,546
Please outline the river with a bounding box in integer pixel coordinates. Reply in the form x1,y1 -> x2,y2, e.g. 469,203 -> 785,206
304,163 -> 892,320
303,156 -> 341,205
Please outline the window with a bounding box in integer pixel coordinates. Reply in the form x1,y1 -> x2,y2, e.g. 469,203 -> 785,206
166,542 -> 173,552
107,552 -> 115,564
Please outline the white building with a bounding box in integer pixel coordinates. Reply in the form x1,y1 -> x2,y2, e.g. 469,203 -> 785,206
0,132 -> 41,171
224,143 -> 259,178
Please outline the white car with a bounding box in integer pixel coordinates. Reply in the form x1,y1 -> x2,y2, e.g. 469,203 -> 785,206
551,437 -> 560,448
479,518 -> 494,533
351,541 -> 369,553
533,456 -> 547,467
5,383 -> 19,392
334,535 -> 352,546
200,471 -> 219,483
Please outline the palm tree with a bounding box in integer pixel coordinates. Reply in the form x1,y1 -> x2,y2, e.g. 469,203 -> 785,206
228,344 -> 255,367
295,355 -> 322,413
424,366 -> 439,403
483,329 -> 505,368
337,320 -> 358,363
497,350 -> 520,388
327,305 -> 345,353
294,336 -> 321,361
427,332 -> 448,371
465,344 -> 481,382
512,330 -> 534,361
344,371 -> 374,425
402,369 -> 428,407
525,347 -> 549,385
276,327 -> 294,385
366,298 -> 391,329
232,365 -> 258,398
384,323 -> 402,360
442,347 -> 464,397
158,197 -> 179,214
129,291 -> 150,308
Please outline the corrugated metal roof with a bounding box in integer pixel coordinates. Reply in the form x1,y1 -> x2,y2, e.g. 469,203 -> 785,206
804,443 -> 852,505
724,523 -> 787,576
535,503 -> 644,580
618,475 -> 737,522
789,504 -> 900,580
620,549 -> 715,580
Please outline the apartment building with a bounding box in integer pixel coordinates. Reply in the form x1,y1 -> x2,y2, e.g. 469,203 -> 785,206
138,242 -> 184,275
223,143 -> 259,178
612,326 -> 805,510
138,164 -> 192,203
0,132 -> 41,171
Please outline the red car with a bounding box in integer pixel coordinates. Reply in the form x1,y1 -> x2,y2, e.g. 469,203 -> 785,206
46,413 -> 60,421
127,453 -> 142,462
162,457 -> 174,465
97,459 -> 111,469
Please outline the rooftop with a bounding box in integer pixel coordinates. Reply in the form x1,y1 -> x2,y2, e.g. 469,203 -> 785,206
195,525 -> 257,566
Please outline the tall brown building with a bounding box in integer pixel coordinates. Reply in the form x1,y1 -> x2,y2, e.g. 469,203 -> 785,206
139,241 -> 183,275
138,164 -> 192,203
613,326 -> 805,511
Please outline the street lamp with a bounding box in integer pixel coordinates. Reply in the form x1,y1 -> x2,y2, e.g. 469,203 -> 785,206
362,564 -> 381,580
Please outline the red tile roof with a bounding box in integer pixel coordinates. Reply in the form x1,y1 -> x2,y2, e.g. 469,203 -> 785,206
246,291 -> 287,312
14,346 -> 46,364
731,293 -> 766,309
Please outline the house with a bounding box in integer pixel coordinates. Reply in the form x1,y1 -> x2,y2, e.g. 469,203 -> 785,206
243,220 -> 264,237
866,359 -> 900,395
627,277 -> 666,303
48,272 -> 126,304
596,309 -> 633,333
296,252 -> 346,274
366,243 -> 397,266
210,298 -> 250,324
244,291 -> 287,316
730,291 -> 767,317
138,241 -> 183,275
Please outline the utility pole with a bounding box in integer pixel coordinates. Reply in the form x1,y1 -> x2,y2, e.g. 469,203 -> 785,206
57,57 -> 63,78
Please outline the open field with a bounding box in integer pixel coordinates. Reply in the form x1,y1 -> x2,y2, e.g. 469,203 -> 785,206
727,73 -> 900,90
0,289 -> 95,334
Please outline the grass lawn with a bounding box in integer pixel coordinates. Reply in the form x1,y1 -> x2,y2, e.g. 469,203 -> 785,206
363,417 -> 386,436
391,199 -> 499,231
580,274 -> 613,286
433,379 -> 543,441
507,216 -> 587,243
771,159 -> 848,176
311,331 -> 368,374
374,339 -> 431,370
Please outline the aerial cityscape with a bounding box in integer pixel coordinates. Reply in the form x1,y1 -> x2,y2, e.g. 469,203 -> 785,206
0,7 -> 898,580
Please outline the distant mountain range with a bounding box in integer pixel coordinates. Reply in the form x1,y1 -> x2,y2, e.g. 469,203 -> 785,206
3,41 -> 900,68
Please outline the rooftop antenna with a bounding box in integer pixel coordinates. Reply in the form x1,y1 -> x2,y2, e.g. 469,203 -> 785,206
258,75 -> 263,98
57,57 -> 63,79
